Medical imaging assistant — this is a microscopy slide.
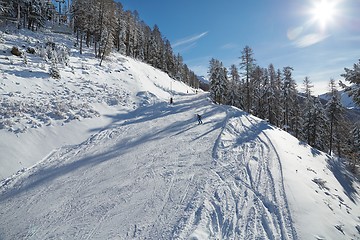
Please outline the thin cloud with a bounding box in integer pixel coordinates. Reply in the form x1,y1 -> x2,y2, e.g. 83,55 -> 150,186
172,31 -> 208,48
294,33 -> 330,48
287,26 -> 304,41
174,42 -> 197,54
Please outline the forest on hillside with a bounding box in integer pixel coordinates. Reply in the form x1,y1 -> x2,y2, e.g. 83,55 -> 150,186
209,46 -> 360,172
0,0 -> 200,89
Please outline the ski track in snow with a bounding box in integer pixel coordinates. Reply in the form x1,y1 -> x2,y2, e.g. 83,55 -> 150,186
176,107 -> 297,240
0,94 -> 297,239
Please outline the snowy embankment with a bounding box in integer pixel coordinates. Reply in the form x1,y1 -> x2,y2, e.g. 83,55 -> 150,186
0,29 -> 359,239
0,29 -> 189,180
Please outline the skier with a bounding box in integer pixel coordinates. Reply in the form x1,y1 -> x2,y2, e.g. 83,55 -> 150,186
197,114 -> 203,124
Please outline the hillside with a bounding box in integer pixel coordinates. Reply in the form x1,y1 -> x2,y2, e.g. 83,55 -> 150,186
0,29 -> 360,239
0,28 -> 191,180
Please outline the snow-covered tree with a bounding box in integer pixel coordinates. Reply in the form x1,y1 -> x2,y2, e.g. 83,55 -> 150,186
251,65 -> 264,117
312,97 -> 329,151
239,45 -> 256,112
350,123 -> 360,171
326,79 -> 345,155
301,76 -> 314,144
147,24 -> 163,69
112,2 -> 123,52
341,59 -> 360,106
299,78 -> 329,150
209,58 -> 228,104
281,66 -> 297,132
227,76 -> 239,107
267,64 -> 280,125
163,38 -> 175,76
228,64 -> 241,108
0,0 -> 54,30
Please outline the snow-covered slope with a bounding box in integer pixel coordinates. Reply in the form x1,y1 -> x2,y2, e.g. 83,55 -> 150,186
0,29 -> 191,180
0,29 -> 359,239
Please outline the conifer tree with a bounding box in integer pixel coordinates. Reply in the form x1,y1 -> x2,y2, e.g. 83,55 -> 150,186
251,65 -> 264,117
267,64 -> 278,125
229,64 -> 241,108
312,97 -> 328,151
301,76 -> 314,144
350,123 -> 360,171
341,59 -> 360,106
239,46 -> 256,112
209,58 -> 228,104
281,66 -> 297,132
272,68 -> 283,127
260,67 -> 271,121
326,79 -> 344,155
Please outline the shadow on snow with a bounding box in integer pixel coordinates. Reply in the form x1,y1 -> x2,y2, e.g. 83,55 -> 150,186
0,94 -> 226,202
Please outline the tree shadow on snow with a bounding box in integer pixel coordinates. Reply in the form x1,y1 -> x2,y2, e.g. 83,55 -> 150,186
327,158 -> 358,203
233,112 -> 273,145
90,94 -> 211,132
3,68 -> 49,79
0,94 -> 225,202
298,141 -> 323,157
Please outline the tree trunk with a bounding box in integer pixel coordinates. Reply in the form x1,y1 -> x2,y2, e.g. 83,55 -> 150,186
329,117 -> 333,155
80,31 -> 83,55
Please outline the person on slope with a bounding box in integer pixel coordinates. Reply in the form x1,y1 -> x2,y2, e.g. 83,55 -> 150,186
197,114 -> 203,124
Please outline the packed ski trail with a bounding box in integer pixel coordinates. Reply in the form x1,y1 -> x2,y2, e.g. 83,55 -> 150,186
0,93 -> 296,239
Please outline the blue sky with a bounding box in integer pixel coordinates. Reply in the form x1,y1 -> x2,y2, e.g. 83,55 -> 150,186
120,0 -> 360,94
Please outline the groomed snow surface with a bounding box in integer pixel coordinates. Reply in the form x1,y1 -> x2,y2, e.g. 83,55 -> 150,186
1,29 -> 360,239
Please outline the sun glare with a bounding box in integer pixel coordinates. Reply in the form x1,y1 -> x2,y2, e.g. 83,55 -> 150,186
311,0 -> 338,30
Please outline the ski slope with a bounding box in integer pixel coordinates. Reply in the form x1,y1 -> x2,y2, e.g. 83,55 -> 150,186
0,29 -> 359,239
0,92 -> 295,239
1,92 -> 359,239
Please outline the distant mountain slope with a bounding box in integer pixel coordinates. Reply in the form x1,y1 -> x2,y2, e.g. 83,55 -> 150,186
320,90 -> 358,109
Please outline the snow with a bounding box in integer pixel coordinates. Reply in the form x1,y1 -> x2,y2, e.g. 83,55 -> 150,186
0,28 -> 359,239
320,90 -> 358,109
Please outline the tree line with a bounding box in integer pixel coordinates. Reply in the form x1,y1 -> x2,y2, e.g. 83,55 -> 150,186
71,0 -> 199,88
209,46 -> 360,171
0,0 -> 199,88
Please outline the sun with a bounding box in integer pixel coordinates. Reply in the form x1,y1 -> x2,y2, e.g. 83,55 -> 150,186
310,0 -> 338,30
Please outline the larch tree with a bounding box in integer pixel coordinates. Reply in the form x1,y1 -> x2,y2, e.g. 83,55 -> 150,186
326,79 -> 344,155
281,66 -> 297,132
229,64 -> 241,108
251,65 -> 264,117
312,97 -> 328,151
301,76 -> 315,144
239,45 -> 256,113
267,64 -> 279,125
